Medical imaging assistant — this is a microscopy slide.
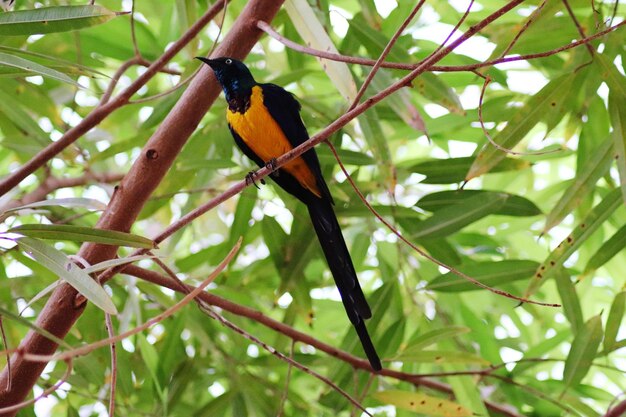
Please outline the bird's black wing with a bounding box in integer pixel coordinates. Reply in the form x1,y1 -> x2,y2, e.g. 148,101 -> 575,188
259,83 -> 333,204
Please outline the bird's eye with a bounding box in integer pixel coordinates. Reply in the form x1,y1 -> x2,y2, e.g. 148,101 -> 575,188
225,59 -> 232,65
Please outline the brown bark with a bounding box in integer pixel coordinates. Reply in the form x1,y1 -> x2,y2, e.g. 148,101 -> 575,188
0,0 -> 284,413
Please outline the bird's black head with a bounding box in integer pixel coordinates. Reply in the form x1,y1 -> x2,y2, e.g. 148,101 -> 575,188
196,57 -> 256,100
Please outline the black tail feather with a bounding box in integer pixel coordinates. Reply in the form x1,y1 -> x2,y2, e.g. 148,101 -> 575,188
307,199 -> 381,371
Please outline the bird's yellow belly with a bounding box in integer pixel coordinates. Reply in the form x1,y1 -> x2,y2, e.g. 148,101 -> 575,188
227,86 -> 320,197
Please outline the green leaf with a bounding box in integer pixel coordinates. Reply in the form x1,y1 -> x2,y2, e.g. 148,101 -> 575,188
609,90 -> 626,205
525,188 -> 622,298
11,224 -> 155,248
229,187 -> 257,248
285,0 -> 357,102
403,326 -> 470,352
0,5 -> 119,36
82,255 -> 158,274
411,192 -> 509,239
0,52 -> 81,86
467,73 -> 576,180
395,349 -> 489,365
17,237 -> 117,314
7,197 -> 107,213
373,390 -> 472,417
543,138 -> 614,233
416,190 -> 541,217
583,224 -> 626,275
409,156 -> 530,184
562,314 -> 603,391
0,305 -> 72,349
555,270 -> 583,334
427,260 -> 539,292
604,292 -> 625,353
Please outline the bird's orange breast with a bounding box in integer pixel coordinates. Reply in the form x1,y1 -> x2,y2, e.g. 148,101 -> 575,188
227,85 -> 321,197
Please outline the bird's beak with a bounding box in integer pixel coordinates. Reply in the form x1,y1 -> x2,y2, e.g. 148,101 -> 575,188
195,57 -> 216,68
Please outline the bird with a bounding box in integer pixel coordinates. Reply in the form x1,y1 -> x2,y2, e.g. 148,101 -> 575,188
197,56 -> 381,371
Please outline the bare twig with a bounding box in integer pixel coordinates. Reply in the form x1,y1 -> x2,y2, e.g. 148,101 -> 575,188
206,308 -> 372,416
20,240 -> 239,364
500,0 -> 547,57
105,314 -> 117,417
476,73 -> 560,157
276,340 -> 295,417
126,265 -> 524,417
562,0 -> 595,56
327,142 -> 559,307
349,0 -> 426,111
0,319 -> 8,392
257,19 -> 626,73
0,359 -> 72,415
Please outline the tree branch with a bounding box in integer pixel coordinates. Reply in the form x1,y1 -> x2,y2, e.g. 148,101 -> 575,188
0,0 -> 227,197
126,265 -> 524,417
0,0 -> 284,412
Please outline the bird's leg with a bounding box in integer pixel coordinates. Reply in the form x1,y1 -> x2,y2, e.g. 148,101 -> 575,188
245,171 -> 264,189
265,158 -> 278,177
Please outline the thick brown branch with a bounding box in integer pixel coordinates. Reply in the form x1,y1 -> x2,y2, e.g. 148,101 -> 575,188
0,0 -> 284,412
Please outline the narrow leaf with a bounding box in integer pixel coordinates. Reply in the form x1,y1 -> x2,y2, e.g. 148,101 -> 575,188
411,193 -> 509,239
8,197 -> 107,213
409,156 -> 530,184
583,224 -> 626,276
0,305 -> 72,349
0,52 -> 81,86
403,326 -> 471,352
17,237 -> 117,314
525,188 -> 622,298
11,224 -> 154,248
82,255 -> 158,274
285,0 -> 357,102
555,270 -> 583,333
427,260 -> 539,292
373,390 -> 472,417
467,73 -> 576,180
562,314 -> 603,391
543,138 -> 614,233
604,292 -> 625,353
395,350 -> 489,365
417,190 -> 541,217
0,5 -> 119,36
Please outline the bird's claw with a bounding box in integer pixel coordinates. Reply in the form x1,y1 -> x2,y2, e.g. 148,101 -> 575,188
245,171 -> 264,189
265,158 -> 278,176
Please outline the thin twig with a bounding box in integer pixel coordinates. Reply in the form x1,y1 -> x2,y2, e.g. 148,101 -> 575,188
21,240 -> 240,364
256,19 -> 625,73
349,0 -> 426,111
0,359 -> 73,414
0,317 -> 9,392
105,314 -> 117,417
130,0 -> 141,58
562,0 -> 595,56
500,0 -> 547,57
125,265 -> 524,417
204,308 -> 372,416
326,142 -> 559,307
276,340 -> 295,417
476,72 -> 561,157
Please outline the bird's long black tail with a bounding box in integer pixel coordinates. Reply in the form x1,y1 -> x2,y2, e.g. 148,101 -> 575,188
307,198 -> 382,371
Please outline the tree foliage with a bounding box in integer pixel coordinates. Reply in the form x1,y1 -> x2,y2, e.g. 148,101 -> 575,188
0,0 -> 625,416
